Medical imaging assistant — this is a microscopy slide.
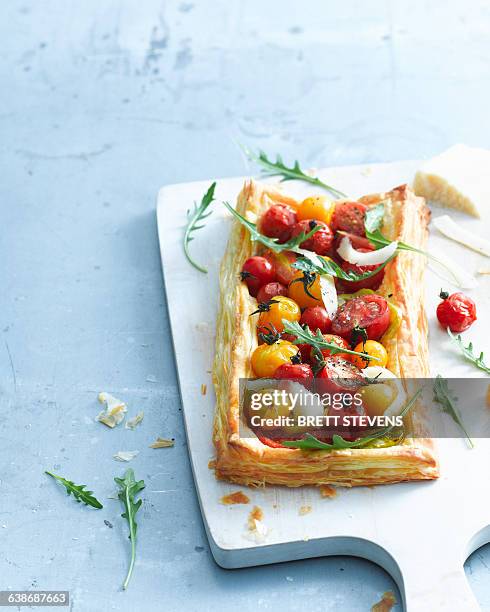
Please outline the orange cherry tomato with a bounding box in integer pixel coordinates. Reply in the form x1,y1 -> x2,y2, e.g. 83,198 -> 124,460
256,296 -> 301,333
348,340 -> 388,369
288,270 -> 323,309
297,196 -> 334,225
251,340 -> 299,378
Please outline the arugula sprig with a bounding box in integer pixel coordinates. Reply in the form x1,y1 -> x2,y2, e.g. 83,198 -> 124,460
45,471 -> 103,509
433,375 -> 474,448
447,329 -> 490,375
184,182 -> 216,273
292,253 -> 394,283
364,203 -> 463,287
281,320 -> 379,363
282,387 -> 423,450
115,469 -> 145,590
223,201 -> 320,253
224,202 -> 391,281
242,146 -> 346,199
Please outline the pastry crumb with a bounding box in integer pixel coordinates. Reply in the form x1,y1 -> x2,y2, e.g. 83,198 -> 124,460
221,491 -> 250,505
149,437 -> 175,448
208,459 -> 216,470
299,505 -> 312,516
243,506 -> 269,543
478,268 -> 490,275
361,166 -> 372,176
371,591 -> 396,612
201,384 -> 207,395
319,485 -> 337,498
247,506 -> 264,530
486,385 -> 490,408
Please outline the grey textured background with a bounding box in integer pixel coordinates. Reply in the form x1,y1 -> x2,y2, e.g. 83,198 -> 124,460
1,1 -> 489,610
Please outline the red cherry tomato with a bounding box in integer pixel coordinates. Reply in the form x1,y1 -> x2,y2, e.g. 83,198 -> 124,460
300,306 -> 332,334
315,333 -> 350,361
334,231 -> 373,252
330,201 -> 367,236
332,295 -> 390,341
436,291 -> 477,333
339,249 -> 385,292
259,205 -> 297,243
264,251 -> 298,286
280,332 -> 311,363
290,219 -> 333,255
256,282 -> 288,304
317,357 -> 365,394
273,362 -> 313,380
241,256 -> 275,297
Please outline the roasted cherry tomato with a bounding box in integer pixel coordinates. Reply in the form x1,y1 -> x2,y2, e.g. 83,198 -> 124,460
290,219 -> 333,255
330,201 -> 367,236
297,196 -> 334,225
264,251 -> 298,286
241,256 -> 275,297
259,204 -> 297,243
334,231 -> 373,252
315,333 -> 350,361
300,306 -> 332,334
273,362 -> 313,380
256,282 -> 288,304
317,357 -> 365,393
348,340 -> 388,369
332,294 -> 390,341
436,291 -> 477,333
251,339 -> 299,378
288,270 -> 322,309
339,249 -> 385,293
256,295 -> 301,334
281,332 -> 311,363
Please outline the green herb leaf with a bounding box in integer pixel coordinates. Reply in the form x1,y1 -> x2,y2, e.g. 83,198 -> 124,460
45,471 -> 103,509
447,329 -> 490,375
292,254 -> 394,283
364,203 -> 463,287
223,201 -> 320,253
184,182 -> 216,273
433,375 -> 474,448
242,146 -> 346,199
282,387 -> 423,450
281,320 -> 379,362
114,468 -> 146,590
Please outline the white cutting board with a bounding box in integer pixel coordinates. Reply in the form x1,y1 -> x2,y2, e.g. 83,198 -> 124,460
157,161 -> 490,611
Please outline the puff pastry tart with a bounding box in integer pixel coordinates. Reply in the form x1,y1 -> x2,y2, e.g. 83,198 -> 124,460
212,180 -> 439,487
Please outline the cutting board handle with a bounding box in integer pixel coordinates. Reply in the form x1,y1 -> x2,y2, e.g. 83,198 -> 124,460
401,561 -> 480,611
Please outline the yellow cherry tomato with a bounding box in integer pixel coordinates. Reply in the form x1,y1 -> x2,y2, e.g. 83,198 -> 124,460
360,382 -> 397,417
297,196 -> 334,225
288,270 -> 323,309
257,295 -> 301,333
251,340 -> 299,378
349,340 -> 388,369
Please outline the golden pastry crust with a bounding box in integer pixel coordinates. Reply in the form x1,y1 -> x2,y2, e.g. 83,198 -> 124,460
212,181 -> 439,487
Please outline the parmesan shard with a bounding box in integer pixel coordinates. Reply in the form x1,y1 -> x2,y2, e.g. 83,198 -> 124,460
113,450 -> 139,462
149,437 -> 175,449
413,144 -> 490,217
125,411 -> 144,429
432,215 -> 490,257
97,392 -> 127,428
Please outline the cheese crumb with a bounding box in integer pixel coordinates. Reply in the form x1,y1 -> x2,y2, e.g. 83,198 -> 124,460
125,412 -> 144,429
113,450 -> 139,462
413,144 -> 490,217
299,505 -> 312,516
149,437 -> 175,449
97,392 -> 127,428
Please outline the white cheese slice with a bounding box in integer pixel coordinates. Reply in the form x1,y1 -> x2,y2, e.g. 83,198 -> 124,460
97,392 -> 127,428
319,273 -> 338,319
432,215 -> 490,257
413,144 -> 490,217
